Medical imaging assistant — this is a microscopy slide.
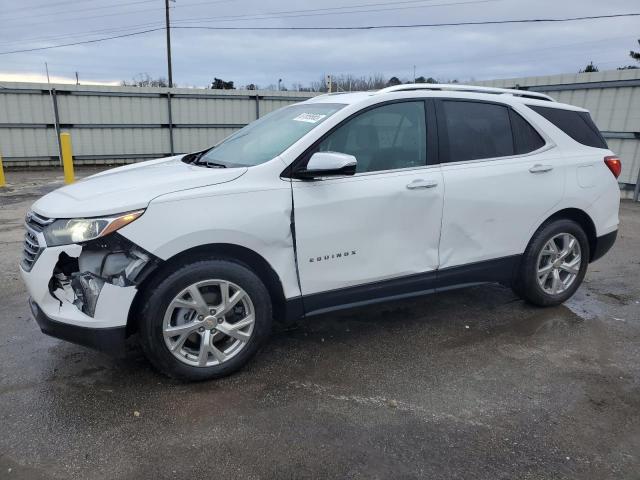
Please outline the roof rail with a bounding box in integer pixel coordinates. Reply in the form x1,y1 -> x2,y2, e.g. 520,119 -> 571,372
376,83 -> 555,102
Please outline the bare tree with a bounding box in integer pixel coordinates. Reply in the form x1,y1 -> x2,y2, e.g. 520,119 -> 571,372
121,73 -> 170,87
311,73 -> 389,92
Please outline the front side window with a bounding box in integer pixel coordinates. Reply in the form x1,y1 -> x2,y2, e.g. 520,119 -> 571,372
442,100 -> 514,163
200,103 -> 345,167
316,101 -> 427,173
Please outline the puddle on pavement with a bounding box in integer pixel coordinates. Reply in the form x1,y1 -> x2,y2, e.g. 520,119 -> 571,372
0,193 -> 43,206
508,305 -> 584,336
440,303 -> 587,350
565,290 -> 609,320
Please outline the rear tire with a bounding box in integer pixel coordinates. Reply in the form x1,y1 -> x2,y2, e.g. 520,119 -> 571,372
138,259 -> 272,381
514,219 -> 589,307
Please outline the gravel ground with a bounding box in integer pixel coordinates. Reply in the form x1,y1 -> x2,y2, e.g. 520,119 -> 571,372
1,168 -> 639,479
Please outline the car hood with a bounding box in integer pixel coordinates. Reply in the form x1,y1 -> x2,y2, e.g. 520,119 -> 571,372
31,155 -> 247,218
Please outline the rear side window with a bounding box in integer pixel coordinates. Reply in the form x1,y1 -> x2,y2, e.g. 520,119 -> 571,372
528,105 -> 608,149
441,101 -> 514,162
509,110 -> 546,154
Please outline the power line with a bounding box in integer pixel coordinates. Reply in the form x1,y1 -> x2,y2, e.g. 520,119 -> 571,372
172,0 -> 497,25
0,28 -> 165,56
2,0 -> 107,15
0,0 -> 230,48
2,5 -> 168,32
171,0 -> 492,25
2,33 -> 631,71
0,13 -> 638,55
0,0 -> 485,48
3,0 -> 158,22
0,22 -> 164,49
172,12 -> 640,30
3,0 -> 234,29
2,0 -> 490,37
422,35 -> 639,69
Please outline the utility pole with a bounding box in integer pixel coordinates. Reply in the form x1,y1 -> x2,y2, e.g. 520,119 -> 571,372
44,62 -> 63,165
165,0 -> 174,88
413,65 -> 416,83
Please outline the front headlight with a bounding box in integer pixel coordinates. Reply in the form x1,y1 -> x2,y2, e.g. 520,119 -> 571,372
43,210 -> 144,246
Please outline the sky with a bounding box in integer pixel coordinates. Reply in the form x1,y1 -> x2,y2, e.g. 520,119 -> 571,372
0,0 -> 639,89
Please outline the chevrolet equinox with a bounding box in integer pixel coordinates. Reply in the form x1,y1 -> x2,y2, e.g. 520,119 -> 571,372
20,84 -> 620,380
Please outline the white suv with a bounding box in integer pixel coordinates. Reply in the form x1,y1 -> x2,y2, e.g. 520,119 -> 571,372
20,84 -> 620,380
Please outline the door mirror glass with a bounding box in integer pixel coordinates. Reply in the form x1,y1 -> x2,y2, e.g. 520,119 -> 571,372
295,151 -> 357,179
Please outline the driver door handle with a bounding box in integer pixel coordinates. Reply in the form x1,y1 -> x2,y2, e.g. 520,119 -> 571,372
406,179 -> 438,190
529,164 -> 554,173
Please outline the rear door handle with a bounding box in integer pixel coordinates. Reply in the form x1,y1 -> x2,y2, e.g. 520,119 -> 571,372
406,179 -> 438,189
529,164 -> 554,173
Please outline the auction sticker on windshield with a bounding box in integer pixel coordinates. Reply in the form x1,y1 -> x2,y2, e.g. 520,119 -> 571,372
293,113 -> 327,123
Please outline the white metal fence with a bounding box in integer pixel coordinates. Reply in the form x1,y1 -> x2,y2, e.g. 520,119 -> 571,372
1,69 -> 639,197
0,82 -> 313,167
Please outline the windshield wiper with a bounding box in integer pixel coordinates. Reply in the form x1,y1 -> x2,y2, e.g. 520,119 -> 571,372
203,160 -> 227,168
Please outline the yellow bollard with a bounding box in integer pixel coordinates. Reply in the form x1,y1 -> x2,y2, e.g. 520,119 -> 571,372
60,132 -> 75,184
0,154 -> 5,187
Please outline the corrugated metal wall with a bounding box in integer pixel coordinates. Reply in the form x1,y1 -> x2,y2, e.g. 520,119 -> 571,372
1,70 -> 639,196
475,69 -> 640,196
0,82 -> 314,167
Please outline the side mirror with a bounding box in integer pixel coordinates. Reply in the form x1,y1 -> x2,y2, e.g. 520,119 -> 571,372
294,151 -> 357,179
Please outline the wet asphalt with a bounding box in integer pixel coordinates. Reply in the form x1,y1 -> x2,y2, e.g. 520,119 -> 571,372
1,168 -> 639,479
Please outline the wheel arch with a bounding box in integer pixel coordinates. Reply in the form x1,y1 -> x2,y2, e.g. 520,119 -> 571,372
126,243 -> 292,336
535,208 -> 597,261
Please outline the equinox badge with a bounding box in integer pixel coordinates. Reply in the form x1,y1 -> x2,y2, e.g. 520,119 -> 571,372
309,250 -> 357,263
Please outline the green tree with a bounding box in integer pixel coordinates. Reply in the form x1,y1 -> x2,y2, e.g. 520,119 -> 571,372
387,76 -> 402,86
210,78 -> 235,90
580,61 -> 599,73
617,39 -> 640,69
630,39 -> 640,62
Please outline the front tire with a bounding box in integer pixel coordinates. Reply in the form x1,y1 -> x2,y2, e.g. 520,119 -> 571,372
515,219 -> 589,307
138,259 -> 272,381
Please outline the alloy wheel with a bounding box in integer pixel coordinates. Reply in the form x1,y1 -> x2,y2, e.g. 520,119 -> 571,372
536,233 -> 582,295
162,279 -> 255,367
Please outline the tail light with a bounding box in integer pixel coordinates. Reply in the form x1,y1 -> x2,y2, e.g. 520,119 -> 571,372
604,155 -> 621,178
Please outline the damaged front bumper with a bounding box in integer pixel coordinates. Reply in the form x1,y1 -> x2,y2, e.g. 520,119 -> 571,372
29,298 -> 128,354
20,233 -> 158,353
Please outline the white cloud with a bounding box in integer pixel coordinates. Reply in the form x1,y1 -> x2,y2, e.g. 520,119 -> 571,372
0,71 -> 120,85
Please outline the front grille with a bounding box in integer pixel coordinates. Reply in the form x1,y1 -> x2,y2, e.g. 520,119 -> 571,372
22,212 -> 54,271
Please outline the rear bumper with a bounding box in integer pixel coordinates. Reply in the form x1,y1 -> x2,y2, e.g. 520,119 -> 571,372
591,229 -> 617,262
29,298 -> 127,355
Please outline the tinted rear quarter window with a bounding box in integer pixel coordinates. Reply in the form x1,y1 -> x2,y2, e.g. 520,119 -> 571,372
509,109 -> 546,154
528,105 -> 608,149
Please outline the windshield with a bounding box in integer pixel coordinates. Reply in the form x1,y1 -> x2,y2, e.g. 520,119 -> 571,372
198,103 -> 345,167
